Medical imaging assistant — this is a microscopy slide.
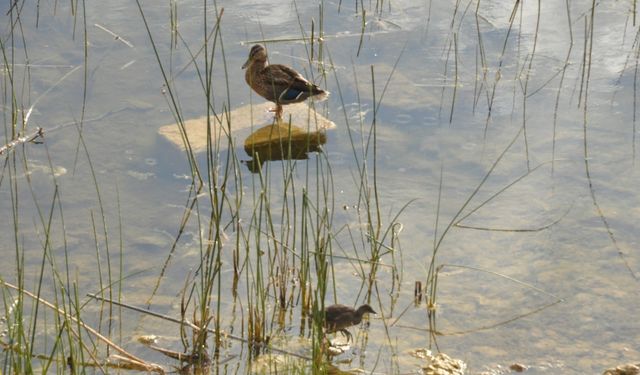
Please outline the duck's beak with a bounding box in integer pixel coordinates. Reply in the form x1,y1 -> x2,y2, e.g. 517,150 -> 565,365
242,58 -> 250,69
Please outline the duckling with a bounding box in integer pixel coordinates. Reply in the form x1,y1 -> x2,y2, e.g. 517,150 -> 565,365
324,304 -> 376,343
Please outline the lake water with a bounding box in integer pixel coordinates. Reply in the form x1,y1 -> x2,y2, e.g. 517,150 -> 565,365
1,0 -> 639,373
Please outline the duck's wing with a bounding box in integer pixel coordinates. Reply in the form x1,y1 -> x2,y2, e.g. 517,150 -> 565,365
324,305 -> 343,321
324,304 -> 353,331
265,64 -> 315,89
264,64 -> 324,103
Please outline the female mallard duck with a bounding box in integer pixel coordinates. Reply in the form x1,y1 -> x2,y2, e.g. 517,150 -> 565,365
242,44 -> 329,120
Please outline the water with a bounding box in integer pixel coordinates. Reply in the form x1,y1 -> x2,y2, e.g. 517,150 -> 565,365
1,0 -> 639,373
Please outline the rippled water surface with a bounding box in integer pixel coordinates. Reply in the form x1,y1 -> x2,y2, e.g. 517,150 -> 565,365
1,1 -> 639,373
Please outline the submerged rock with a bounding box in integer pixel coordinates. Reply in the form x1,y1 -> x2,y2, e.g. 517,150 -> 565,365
158,102 -> 334,154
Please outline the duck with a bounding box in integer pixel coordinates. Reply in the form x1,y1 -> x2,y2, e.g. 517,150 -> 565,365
242,44 -> 329,120
324,303 -> 376,343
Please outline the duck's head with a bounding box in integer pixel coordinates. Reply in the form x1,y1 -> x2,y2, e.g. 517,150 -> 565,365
242,44 -> 268,69
356,304 -> 377,316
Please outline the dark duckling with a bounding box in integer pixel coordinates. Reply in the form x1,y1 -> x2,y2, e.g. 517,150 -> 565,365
242,44 -> 329,120
324,304 -> 376,343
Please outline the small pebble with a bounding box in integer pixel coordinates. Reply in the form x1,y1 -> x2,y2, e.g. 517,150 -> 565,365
510,363 -> 527,372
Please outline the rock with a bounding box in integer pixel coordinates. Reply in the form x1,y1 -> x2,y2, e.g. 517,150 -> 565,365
157,102 -> 334,154
422,352 -> 466,375
603,364 -> 640,375
509,363 -> 527,372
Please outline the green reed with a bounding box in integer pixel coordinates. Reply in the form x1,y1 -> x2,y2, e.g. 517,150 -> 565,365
0,0 -> 409,373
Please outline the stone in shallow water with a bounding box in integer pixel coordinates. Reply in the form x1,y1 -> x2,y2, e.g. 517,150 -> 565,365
409,350 -> 466,375
602,364 -> 640,375
509,363 -> 527,372
244,121 -> 326,158
157,102 -> 334,154
423,353 -> 466,375
243,120 -> 327,172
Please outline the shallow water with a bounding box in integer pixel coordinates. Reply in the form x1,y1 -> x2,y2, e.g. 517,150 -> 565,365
1,0 -> 639,373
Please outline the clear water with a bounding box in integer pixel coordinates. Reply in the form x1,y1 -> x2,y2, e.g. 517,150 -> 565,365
1,0 -> 639,373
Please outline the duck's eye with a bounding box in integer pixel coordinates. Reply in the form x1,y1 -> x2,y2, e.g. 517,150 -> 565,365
250,47 -> 264,59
